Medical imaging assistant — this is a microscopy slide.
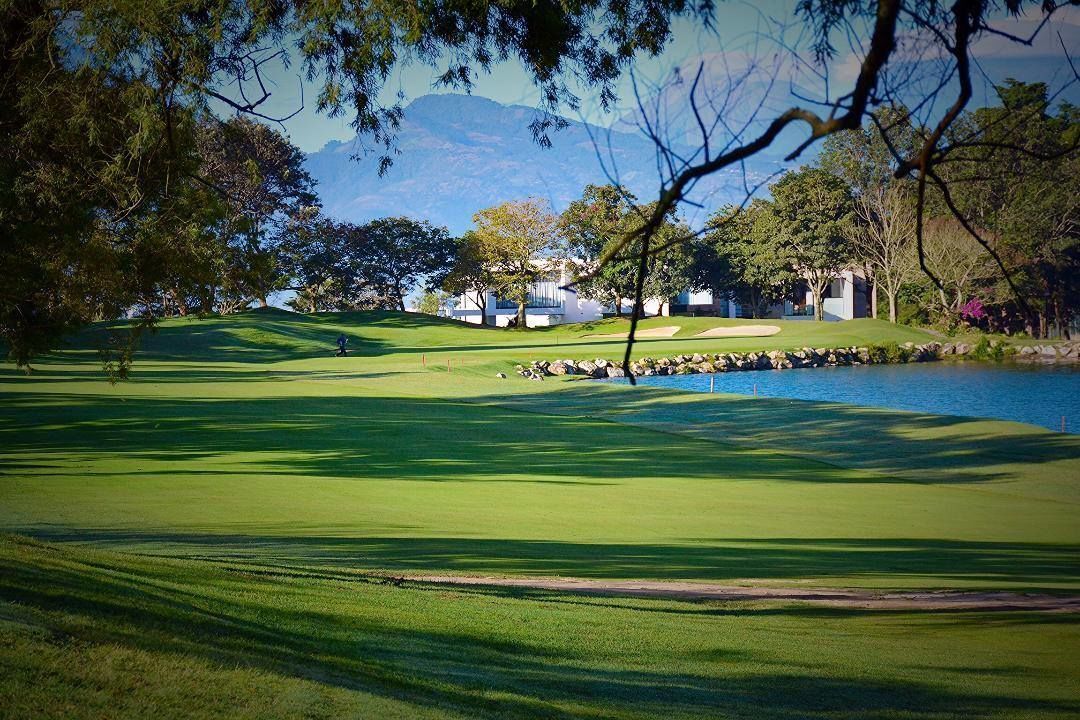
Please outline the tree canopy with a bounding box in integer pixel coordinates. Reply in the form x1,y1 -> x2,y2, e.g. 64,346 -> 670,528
472,199 -> 562,329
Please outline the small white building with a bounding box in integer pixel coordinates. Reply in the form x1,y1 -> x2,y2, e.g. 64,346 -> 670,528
449,265 -> 607,327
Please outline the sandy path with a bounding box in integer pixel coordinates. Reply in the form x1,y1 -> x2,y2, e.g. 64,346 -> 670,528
694,324 -> 781,337
585,325 -> 681,339
410,575 -> 1080,611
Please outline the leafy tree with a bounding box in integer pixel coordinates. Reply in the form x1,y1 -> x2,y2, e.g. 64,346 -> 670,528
562,185 -> 695,315
280,211 -> 350,313
640,216 -> 697,314
561,185 -> 641,315
472,199 -> 562,329
701,203 -> 798,318
768,168 -> 855,322
357,218 -> 456,312
919,217 -> 998,320
818,108 -> 920,323
936,81 -> 1079,337
442,232 -> 492,325
333,223 -> 402,310
417,290 -> 450,316
197,117 -> 319,308
0,3 -> 201,368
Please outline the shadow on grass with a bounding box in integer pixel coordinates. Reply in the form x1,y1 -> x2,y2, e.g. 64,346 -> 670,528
1,537 -> 1077,719
0,392 -> 851,483
13,529 -> 1080,590
4,384 -> 1078,486
488,384 -> 1080,484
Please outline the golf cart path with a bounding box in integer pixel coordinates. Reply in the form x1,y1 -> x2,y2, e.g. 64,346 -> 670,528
411,575 -> 1080,611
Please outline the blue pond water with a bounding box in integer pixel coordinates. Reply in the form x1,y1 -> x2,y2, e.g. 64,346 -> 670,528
602,362 -> 1080,433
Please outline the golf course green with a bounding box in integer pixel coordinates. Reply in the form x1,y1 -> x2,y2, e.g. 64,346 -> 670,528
2,310 -> 1078,718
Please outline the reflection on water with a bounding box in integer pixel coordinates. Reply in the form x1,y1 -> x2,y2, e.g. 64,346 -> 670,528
602,362 -> 1080,433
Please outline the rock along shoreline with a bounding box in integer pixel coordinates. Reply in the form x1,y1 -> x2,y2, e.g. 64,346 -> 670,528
514,342 -> 944,381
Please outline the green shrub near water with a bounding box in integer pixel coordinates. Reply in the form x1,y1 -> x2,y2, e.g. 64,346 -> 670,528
866,341 -> 911,363
970,335 -> 1012,362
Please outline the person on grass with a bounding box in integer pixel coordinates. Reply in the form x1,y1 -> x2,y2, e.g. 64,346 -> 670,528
336,333 -> 348,357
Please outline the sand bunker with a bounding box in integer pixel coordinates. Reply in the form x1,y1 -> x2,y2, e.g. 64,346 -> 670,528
585,325 -> 681,339
694,324 -> 781,338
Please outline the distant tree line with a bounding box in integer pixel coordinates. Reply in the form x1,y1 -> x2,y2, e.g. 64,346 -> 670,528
689,81 -> 1078,336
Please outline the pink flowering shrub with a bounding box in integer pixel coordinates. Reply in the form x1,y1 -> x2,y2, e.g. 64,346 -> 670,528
959,298 -> 986,321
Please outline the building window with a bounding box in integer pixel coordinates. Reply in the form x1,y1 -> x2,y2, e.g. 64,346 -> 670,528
495,278 -> 562,309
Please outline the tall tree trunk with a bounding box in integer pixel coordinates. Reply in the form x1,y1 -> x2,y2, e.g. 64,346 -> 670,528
396,281 -> 406,312
258,296 -> 268,308
870,280 -> 879,319
812,281 -> 825,322
476,291 -> 487,326
887,291 -> 898,324
516,300 -> 527,330
614,294 -> 622,317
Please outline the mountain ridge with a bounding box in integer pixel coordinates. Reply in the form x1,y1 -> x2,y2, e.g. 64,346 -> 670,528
304,93 -> 777,234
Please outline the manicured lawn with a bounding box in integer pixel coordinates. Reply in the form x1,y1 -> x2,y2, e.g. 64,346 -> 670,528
1,310 -> 1079,717
2,537 -> 1079,720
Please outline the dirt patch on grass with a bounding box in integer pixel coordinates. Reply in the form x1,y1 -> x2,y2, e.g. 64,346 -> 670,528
694,325 -> 781,338
585,325 -> 681,339
409,575 -> 1080,611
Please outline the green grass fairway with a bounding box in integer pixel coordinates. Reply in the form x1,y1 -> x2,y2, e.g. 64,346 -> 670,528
2,310 -> 1079,717
3,537 -> 1079,720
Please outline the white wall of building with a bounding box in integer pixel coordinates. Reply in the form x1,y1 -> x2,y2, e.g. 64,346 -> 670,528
449,265 -> 869,326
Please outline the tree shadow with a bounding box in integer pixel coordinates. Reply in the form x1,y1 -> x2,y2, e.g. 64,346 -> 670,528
487,384 -> 1080,485
2,537 -> 1077,719
0,392 -> 845,484
11,529 -> 1080,590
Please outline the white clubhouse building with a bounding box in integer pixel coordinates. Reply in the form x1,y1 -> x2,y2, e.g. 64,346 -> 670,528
449,268 -> 869,327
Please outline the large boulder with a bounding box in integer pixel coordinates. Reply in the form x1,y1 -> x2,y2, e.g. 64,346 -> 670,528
548,361 -> 569,376
606,366 -> 625,378
578,360 -> 598,376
